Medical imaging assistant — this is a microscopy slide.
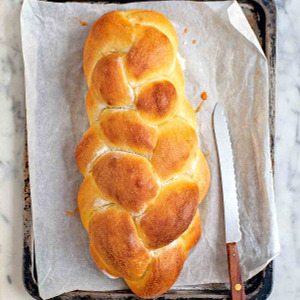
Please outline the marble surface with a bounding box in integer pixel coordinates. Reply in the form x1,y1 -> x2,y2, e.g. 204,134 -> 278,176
0,0 -> 299,299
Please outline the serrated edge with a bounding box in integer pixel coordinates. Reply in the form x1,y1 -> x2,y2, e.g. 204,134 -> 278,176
215,104 -> 242,242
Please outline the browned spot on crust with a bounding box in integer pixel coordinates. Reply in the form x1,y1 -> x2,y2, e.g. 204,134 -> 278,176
126,26 -> 174,81
93,152 -> 159,214
100,110 -> 157,155
152,118 -> 198,180
89,207 -> 151,280
137,80 -> 178,123
138,180 -> 199,249
91,53 -> 133,106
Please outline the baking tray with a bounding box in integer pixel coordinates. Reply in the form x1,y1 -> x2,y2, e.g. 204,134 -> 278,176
23,0 -> 277,299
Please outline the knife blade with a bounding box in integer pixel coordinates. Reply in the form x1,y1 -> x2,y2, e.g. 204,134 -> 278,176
213,103 -> 245,300
213,103 -> 241,243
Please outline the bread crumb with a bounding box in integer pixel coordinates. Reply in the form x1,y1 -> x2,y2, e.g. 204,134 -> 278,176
195,92 -> 208,113
70,17 -> 88,26
195,101 -> 204,113
201,91 -> 208,100
254,69 -> 260,79
204,153 -> 210,158
183,28 -> 188,35
66,207 -> 79,216
192,40 -> 196,44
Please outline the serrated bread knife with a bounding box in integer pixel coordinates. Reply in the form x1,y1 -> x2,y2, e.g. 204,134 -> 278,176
213,104 -> 246,300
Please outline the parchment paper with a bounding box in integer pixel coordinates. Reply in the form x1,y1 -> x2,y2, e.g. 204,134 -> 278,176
21,0 -> 280,299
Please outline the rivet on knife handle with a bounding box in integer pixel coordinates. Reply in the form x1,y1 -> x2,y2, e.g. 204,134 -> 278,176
227,242 -> 246,300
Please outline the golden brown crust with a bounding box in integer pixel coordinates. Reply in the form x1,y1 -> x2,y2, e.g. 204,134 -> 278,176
85,89 -> 103,125
181,210 -> 202,251
151,118 -> 198,181
125,10 -> 178,52
92,152 -> 159,214
91,53 -> 133,106
126,240 -> 187,299
90,243 -> 122,278
137,179 -> 199,249
77,174 -> 108,230
84,11 -> 135,84
167,59 -> 185,94
100,110 -> 157,155
125,25 -> 175,83
77,9 -> 211,298
75,122 -> 105,175
178,96 -> 198,130
136,80 -> 178,124
89,207 -> 151,280
191,149 -> 211,202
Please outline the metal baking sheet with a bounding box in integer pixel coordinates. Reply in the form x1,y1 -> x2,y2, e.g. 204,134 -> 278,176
23,0 -> 277,299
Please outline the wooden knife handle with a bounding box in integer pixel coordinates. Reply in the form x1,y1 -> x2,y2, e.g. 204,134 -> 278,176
226,242 -> 246,300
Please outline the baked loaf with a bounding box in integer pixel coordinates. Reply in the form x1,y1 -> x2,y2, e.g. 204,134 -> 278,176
76,10 -> 210,298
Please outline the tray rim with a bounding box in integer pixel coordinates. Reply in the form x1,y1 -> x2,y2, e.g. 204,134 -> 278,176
22,0 -> 277,299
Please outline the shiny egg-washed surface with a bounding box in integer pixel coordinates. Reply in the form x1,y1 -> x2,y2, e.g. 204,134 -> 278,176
75,10 -> 210,298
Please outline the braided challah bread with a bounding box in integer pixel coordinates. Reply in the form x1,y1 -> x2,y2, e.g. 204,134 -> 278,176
75,10 -> 210,298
